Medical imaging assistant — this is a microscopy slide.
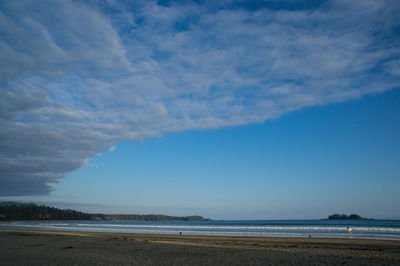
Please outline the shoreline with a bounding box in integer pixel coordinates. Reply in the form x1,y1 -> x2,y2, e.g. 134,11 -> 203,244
2,219 -> 400,241
1,230 -> 400,265
2,229 -> 400,244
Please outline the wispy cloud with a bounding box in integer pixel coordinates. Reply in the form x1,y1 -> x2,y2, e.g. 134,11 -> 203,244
1,0 -> 399,195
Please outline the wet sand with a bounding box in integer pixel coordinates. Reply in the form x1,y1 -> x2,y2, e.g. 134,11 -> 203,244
1,230 -> 400,265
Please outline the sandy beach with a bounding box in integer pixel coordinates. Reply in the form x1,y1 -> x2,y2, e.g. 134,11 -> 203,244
1,230 -> 399,265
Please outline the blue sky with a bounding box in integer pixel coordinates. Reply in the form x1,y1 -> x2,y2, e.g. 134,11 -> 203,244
1,0 -> 400,219
7,88 -> 400,219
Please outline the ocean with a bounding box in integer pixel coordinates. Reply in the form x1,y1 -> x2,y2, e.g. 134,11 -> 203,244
1,219 -> 399,240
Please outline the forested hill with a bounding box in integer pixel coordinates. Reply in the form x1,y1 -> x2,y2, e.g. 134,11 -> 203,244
0,203 -> 93,220
0,203 -> 211,221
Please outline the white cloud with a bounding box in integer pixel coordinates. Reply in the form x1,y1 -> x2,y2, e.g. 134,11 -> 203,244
0,0 -> 399,195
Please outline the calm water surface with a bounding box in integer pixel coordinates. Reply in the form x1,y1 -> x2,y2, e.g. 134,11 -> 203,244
1,219 -> 399,240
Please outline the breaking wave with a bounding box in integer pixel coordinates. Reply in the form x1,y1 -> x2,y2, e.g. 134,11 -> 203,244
1,220 -> 400,240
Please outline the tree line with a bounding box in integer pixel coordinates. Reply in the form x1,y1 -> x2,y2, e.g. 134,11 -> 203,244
0,203 -> 211,221
0,203 -> 92,220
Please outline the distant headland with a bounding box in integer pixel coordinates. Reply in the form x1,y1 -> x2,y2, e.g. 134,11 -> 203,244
326,213 -> 373,220
0,202 -> 212,222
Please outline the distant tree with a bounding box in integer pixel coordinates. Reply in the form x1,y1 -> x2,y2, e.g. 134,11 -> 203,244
328,213 -> 349,219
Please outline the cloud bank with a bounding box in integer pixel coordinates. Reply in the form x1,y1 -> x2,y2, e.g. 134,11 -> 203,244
1,0 -> 399,195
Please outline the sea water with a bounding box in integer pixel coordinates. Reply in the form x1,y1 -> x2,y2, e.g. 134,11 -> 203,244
1,219 -> 400,240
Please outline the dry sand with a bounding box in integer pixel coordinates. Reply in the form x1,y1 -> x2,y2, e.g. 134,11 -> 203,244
1,230 -> 400,265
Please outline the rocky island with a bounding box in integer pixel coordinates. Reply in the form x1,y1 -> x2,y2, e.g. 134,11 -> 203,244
327,213 -> 372,220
